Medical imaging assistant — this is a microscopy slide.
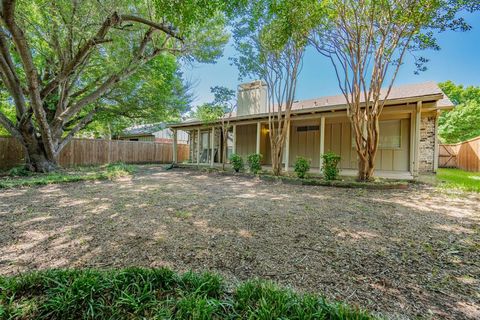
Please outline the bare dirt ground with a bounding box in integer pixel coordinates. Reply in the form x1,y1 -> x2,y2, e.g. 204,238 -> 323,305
1,165 -> 479,319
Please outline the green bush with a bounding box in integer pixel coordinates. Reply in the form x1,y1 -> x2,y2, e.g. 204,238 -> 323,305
229,153 -> 244,172
247,153 -> 263,174
8,165 -> 30,177
294,157 -> 310,179
322,152 -> 341,180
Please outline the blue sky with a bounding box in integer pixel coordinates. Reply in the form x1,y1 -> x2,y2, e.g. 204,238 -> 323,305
182,11 -> 480,105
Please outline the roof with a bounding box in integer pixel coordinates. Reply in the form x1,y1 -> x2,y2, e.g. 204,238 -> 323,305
290,81 -> 453,111
120,123 -> 168,136
170,81 -> 454,128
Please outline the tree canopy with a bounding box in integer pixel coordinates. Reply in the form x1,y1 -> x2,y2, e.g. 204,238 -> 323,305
0,0 -> 234,171
439,81 -> 480,143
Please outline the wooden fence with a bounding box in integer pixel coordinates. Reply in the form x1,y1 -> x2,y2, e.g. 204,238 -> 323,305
0,136 -> 189,170
439,136 -> 480,172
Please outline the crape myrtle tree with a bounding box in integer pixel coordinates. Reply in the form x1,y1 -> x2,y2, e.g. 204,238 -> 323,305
194,86 -> 236,170
0,0 -> 235,172
310,0 -> 479,181
232,0 -> 320,176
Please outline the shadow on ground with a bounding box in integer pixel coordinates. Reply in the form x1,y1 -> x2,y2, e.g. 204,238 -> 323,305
1,165 -> 479,319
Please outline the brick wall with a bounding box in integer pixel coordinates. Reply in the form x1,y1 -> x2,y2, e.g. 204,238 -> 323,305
419,115 -> 436,173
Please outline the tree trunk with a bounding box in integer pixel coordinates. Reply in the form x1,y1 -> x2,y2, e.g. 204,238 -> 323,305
356,152 -> 375,181
24,142 -> 58,172
19,126 -> 59,172
271,143 -> 283,176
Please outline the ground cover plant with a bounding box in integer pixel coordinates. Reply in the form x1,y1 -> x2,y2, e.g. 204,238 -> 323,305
294,156 -> 311,179
0,268 -> 374,320
0,163 -> 135,189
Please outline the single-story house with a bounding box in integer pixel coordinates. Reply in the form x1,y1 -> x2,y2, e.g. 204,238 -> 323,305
168,81 -> 454,178
118,123 -> 188,144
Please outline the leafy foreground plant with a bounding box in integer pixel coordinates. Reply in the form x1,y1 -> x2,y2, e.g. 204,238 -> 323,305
294,156 -> 311,179
0,163 -> 135,189
0,268 -> 375,320
247,153 -> 263,174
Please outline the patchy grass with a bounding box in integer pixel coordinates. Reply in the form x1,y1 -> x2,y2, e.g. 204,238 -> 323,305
0,163 -> 135,189
436,168 -> 480,193
0,268 -> 374,320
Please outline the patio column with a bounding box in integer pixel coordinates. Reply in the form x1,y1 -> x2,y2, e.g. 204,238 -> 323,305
232,124 -> 237,155
256,122 -> 261,154
284,122 -> 290,171
196,128 -> 200,165
433,109 -> 440,172
319,116 -> 325,170
211,126 -> 215,167
172,129 -> 178,164
413,101 -> 422,176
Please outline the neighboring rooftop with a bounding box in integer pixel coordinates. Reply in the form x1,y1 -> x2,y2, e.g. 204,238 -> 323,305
120,123 -> 167,136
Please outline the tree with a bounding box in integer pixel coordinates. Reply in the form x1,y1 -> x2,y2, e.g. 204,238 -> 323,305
232,0 -> 318,176
82,58 -> 193,139
194,86 -> 236,170
310,0 -> 477,181
438,81 -> 480,143
0,0 -> 232,172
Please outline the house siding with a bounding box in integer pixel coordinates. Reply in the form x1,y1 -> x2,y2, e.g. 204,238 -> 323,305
419,115 -> 436,173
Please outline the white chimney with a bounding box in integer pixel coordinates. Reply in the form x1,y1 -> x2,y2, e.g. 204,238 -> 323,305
237,80 -> 268,116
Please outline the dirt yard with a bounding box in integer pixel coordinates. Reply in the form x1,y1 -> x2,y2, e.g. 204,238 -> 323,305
1,166 -> 479,319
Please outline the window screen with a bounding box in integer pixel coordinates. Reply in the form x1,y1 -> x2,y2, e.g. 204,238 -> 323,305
350,120 -> 401,149
378,120 -> 401,149
296,125 -> 319,132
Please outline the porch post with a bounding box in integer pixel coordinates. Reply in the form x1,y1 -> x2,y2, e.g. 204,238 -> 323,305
414,101 -> 422,176
232,124 -> 237,155
211,126 -> 215,167
172,129 -> 178,164
319,116 -> 325,170
434,109 -> 440,172
256,122 -> 261,154
284,122 -> 290,171
196,128 -> 200,165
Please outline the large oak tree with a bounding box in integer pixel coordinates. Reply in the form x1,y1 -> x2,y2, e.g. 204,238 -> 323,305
0,0 -> 232,171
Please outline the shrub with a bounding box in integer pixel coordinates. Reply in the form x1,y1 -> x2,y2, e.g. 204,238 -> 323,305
247,153 -> 263,174
322,152 -> 341,180
105,162 -> 135,179
294,157 -> 310,179
229,153 -> 244,172
8,165 -> 30,177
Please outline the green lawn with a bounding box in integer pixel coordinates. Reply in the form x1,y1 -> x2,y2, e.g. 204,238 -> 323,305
0,163 -> 135,189
0,268 -> 374,320
436,168 -> 480,192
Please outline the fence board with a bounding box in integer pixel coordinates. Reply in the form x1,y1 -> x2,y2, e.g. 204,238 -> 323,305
0,137 -> 189,170
439,136 -> 480,172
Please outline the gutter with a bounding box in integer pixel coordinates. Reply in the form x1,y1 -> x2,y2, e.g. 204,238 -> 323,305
168,93 -> 447,129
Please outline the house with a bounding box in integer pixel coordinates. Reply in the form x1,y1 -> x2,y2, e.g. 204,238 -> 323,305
118,123 -> 188,144
168,81 -> 454,178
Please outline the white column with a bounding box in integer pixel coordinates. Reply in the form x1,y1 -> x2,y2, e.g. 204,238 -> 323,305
319,116 -> 325,170
232,124 -> 237,155
414,101 -> 422,176
172,129 -> 178,163
210,126 -> 215,167
284,122 -> 290,171
434,109 -> 440,172
196,128 -> 200,165
256,122 -> 261,154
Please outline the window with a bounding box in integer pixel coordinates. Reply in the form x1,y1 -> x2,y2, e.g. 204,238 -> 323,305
296,125 -> 319,132
379,120 -> 401,149
351,120 -> 401,149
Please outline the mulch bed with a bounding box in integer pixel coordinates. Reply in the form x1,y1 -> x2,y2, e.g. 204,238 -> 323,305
0,165 -> 479,319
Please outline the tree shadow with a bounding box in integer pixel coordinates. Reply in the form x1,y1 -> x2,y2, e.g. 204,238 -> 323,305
0,166 -> 478,319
